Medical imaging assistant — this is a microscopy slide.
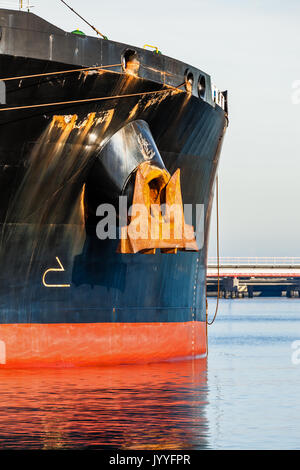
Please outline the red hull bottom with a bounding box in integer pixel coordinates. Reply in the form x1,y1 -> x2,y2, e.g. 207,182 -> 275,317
0,322 -> 207,368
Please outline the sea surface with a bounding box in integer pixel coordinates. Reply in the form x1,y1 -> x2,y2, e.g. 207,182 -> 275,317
0,298 -> 299,450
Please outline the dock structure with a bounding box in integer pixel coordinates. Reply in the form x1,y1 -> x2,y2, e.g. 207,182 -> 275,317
207,257 -> 300,298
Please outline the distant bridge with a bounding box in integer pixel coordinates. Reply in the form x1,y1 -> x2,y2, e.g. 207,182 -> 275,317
207,257 -> 300,298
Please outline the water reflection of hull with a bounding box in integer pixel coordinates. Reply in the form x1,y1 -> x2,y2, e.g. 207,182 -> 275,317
0,359 -> 208,449
0,10 -> 227,367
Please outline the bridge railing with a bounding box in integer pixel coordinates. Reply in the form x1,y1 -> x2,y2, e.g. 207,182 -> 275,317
208,257 -> 300,266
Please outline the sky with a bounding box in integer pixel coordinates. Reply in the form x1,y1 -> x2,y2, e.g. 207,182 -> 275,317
17,0 -> 300,257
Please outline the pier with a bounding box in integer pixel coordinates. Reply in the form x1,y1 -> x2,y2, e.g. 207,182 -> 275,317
207,257 -> 300,298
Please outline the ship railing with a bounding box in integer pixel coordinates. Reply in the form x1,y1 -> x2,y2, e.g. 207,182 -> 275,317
0,0 -> 33,10
208,257 -> 300,267
212,84 -> 225,110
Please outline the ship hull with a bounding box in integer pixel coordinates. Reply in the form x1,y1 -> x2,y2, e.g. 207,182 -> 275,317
0,322 -> 206,367
0,10 -> 227,367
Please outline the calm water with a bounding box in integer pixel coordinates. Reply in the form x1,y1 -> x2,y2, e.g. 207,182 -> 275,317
0,298 -> 299,450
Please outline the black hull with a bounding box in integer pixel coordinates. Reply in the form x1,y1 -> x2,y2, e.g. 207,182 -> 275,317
0,10 -> 227,365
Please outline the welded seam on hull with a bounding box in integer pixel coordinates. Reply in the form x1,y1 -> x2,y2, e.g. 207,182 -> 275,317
192,255 -> 201,356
